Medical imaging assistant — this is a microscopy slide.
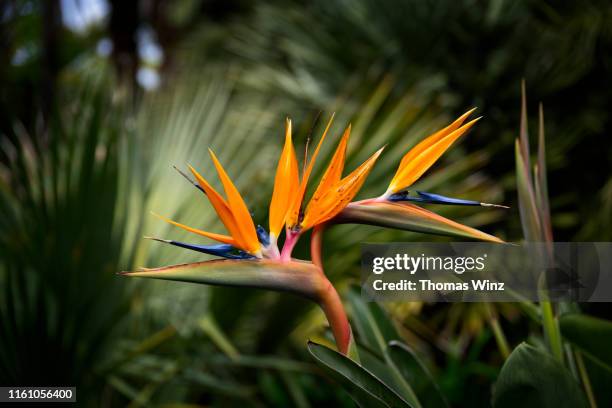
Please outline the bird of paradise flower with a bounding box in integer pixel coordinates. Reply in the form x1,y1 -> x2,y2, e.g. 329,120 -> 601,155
122,109 -> 505,359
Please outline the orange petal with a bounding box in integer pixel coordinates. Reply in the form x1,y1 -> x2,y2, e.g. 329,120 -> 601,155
151,212 -> 236,246
309,124 -> 351,206
188,165 -> 247,249
302,146 -> 384,229
269,119 -> 300,237
397,108 -> 476,171
388,117 -> 480,193
208,149 -> 261,253
287,114 -> 335,228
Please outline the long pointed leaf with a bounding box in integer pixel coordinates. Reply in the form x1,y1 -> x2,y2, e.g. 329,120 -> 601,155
515,140 -> 542,241
346,287 -> 399,354
535,104 -> 553,242
346,288 -> 422,407
307,341 -> 413,408
519,80 -> 531,176
388,341 -> 449,408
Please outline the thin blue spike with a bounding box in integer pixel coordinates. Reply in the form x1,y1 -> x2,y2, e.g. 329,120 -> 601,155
173,165 -> 205,194
146,237 -> 254,259
415,191 -> 481,206
256,225 -> 270,246
387,190 -> 411,202
388,190 -> 508,207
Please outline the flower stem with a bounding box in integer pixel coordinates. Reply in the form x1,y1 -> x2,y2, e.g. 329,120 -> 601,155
280,229 -> 300,262
318,278 -> 358,360
311,225 -> 325,268
310,226 -> 358,360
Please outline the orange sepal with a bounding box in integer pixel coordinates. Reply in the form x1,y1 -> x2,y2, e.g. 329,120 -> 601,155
388,116 -> 480,193
151,212 -> 236,246
302,146 -> 384,229
286,114 -> 335,228
188,165 -> 247,249
397,108 -> 476,171
208,150 -> 261,254
269,119 -> 300,237
309,124 -> 351,206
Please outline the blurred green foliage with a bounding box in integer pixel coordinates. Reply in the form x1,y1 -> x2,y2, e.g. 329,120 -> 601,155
1,0 -> 611,406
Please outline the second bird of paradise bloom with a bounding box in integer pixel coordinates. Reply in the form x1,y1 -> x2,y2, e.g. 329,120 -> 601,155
124,109 -> 505,359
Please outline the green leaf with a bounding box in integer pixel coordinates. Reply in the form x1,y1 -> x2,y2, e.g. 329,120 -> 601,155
346,288 -> 422,407
346,287 -> 399,354
307,341 -> 413,408
121,259 -> 325,301
559,313 -> 612,372
492,343 -> 588,408
388,341 -> 449,408
535,104 -> 552,241
515,139 -> 542,242
334,201 -> 503,243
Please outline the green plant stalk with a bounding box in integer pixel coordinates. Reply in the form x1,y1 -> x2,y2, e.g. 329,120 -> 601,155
541,300 -> 564,363
100,325 -> 177,375
384,352 -> 422,408
485,304 -> 510,359
575,351 -> 597,408
199,314 -> 240,360
490,318 -> 511,359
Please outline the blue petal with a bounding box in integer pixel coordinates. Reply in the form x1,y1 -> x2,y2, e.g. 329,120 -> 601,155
388,190 -> 480,206
256,225 -> 270,246
173,165 -> 205,193
147,237 -> 254,259
415,191 -> 481,206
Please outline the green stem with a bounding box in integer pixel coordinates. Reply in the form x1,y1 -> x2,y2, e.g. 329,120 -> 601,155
575,351 -> 597,408
485,304 -> 510,359
540,300 -> 563,363
199,313 -> 240,360
564,343 -> 579,380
